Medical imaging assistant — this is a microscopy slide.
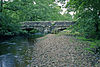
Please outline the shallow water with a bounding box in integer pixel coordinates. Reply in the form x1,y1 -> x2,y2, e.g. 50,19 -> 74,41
0,35 -> 39,67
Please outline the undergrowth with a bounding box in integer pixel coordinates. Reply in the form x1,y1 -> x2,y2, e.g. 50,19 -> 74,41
77,37 -> 100,54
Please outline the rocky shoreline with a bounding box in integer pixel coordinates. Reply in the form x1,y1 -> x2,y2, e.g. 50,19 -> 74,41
28,34 -> 100,67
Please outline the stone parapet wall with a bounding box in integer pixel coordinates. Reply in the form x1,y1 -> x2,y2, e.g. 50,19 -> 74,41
21,21 -> 75,27
21,21 -> 75,33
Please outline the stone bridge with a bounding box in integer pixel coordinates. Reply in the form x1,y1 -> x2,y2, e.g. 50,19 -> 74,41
21,21 -> 75,33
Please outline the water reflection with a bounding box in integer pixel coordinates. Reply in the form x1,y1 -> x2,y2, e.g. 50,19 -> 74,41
0,35 -> 38,67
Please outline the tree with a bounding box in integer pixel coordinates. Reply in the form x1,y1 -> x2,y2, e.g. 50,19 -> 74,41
67,0 -> 100,38
0,0 -> 72,36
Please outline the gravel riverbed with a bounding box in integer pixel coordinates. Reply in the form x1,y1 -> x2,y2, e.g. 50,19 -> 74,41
28,34 -> 100,67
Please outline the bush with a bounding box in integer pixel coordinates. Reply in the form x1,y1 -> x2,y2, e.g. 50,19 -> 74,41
0,13 -> 21,36
51,29 -> 60,34
29,29 -> 39,34
77,36 -> 100,54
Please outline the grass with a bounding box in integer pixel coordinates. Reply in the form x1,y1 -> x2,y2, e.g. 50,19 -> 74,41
57,29 -> 80,36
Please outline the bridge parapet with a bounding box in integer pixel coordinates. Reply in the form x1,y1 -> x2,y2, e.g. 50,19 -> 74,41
21,21 -> 75,33
21,21 -> 52,27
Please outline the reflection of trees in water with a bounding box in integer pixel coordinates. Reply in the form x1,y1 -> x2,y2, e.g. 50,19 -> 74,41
27,37 -> 36,46
0,36 -> 38,67
19,38 -> 34,67
16,37 -> 36,67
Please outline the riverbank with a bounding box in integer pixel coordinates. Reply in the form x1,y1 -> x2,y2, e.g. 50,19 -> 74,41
28,34 -> 100,67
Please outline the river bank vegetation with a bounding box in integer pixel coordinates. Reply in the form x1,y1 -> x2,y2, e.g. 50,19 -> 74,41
0,0 -> 72,36
66,0 -> 100,39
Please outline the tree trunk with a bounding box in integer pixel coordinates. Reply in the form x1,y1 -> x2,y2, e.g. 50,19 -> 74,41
0,0 -> 3,23
0,0 -> 3,12
95,22 -> 99,32
94,11 -> 99,33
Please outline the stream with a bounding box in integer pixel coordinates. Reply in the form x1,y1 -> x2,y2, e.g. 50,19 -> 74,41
0,35 -> 42,67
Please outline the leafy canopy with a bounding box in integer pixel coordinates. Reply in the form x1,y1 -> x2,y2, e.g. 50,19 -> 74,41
0,0 -> 72,36
67,0 -> 100,38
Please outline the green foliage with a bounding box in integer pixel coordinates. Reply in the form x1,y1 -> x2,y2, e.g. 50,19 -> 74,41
86,41 -> 100,54
66,0 -> 100,54
51,29 -> 60,34
0,12 -> 20,36
67,0 -> 100,38
19,30 -> 28,35
0,0 -> 73,36
3,0 -> 72,21
77,36 -> 100,54
57,27 -> 80,36
30,29 -> 39,34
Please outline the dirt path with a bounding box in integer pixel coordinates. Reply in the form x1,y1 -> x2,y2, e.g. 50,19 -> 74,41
29,34 -> 99,67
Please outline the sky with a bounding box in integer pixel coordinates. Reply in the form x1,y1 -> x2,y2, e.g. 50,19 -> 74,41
54,0 -> 74,16
5,0 -> 8,1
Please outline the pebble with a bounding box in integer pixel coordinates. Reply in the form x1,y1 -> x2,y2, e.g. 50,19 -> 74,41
29,34 -> 100,67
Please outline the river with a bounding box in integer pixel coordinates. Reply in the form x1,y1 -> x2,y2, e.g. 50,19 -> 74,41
0,35 -> 42,67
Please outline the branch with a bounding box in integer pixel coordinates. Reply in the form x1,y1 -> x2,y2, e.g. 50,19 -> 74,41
4,7 -> 19,11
